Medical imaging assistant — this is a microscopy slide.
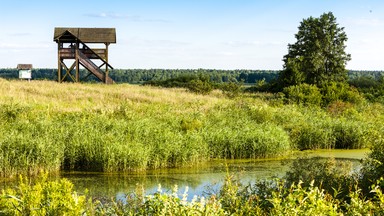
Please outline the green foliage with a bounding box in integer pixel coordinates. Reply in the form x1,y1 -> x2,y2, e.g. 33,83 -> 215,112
0,103 -> 28,122
1,80 -> 384,177
218,81 -> 243,97
344,181 -> 384,215
140,69 -> 278,86
320,81 -> 364,105
283,83 -> 322,106
0,118 -> 63,178
282,82 -> 364,106
284,157 -> 356,198
89,175 -> 384,215
187,79 -> 213,94
278,57 -> 306,88
292,119 -> 335,150
145,74 -> 215,94
361,138 -> 384,191
331,118 -> 371,149
349,74 -> 384,103
144,74 -> 197,88
2,172 -> 384,215
268,181 -> 340,215
180,118 -> 203,132
0,174 -> 88,215
280,12 -> 351,87
205,119 -> 291,159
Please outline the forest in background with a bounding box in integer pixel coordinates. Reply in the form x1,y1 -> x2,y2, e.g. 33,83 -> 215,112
0,68 -> 383,84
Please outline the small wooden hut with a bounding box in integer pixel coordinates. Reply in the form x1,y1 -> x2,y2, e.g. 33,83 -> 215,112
53,28 -> 116,84
17,64 -> 33,80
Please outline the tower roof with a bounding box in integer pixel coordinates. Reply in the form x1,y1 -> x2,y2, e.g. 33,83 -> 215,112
17,64 -> 33,70
54,28 -> 116,43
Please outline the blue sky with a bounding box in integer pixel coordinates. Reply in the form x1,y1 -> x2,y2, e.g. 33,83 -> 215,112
1,0 -> 383,70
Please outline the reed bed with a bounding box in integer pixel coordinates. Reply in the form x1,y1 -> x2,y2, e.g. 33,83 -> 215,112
0,79 -> 382,177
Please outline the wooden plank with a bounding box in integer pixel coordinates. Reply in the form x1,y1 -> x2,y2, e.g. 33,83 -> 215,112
59,48 -> 107,59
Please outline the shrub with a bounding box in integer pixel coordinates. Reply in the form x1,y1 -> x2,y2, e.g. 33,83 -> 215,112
361,138 -> 384,192
283,83 -> 322,106
320,81 -> 364,105
218,81 -> 243,97
2,173 -> 384,215
187,79 -> 213,95
0,174 -> 87,215
284,157 -> 357,198
268,181 -> 341,215
143,74 -> 197,88
326,100 -> 355,117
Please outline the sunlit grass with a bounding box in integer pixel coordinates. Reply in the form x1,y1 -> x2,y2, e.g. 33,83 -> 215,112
0,78 -> 383,177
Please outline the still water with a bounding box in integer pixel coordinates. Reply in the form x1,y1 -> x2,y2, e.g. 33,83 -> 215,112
59,149 -> 369,200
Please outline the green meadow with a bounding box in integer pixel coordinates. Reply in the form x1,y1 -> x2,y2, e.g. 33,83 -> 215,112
0,79 -> 381,178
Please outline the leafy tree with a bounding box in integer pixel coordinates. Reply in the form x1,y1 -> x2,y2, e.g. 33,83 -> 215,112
280,12 -> 351,87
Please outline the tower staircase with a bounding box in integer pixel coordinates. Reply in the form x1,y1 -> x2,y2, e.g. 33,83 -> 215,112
78,49 -> 114,84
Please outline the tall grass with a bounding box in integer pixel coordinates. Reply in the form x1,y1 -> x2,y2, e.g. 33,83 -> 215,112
0,79 -> 383,177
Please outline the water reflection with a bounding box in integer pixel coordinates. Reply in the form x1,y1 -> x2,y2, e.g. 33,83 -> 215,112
62,149 -> 369,200
61,159 -> 289,200
0,149 -> 369,201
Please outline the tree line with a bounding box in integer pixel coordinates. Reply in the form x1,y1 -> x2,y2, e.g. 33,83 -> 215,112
0,68 -> 278,84
0,68 -> 382,84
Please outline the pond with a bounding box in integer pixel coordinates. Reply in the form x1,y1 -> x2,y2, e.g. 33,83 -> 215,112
57,149 -> 369,200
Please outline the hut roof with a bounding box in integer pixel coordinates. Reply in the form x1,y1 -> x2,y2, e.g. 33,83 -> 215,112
53,28 -> 116,43
17,64 -> 33,70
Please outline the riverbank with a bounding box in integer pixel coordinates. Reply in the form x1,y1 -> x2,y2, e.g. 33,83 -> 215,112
1,151 -> 383,215
0,149 -> 368,200
0,79 -> 382,178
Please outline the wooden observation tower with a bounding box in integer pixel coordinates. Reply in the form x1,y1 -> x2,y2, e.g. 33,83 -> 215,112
53,28 -> 116,84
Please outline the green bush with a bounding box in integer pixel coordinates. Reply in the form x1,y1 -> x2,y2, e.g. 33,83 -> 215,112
0,174 -> 87,215
187,79 -> 213,95
143,74 -> 197,88
320,81 -> 364,105
283,83 -> 322,106
284,157 -> 356,198
361,138 -> 384,192
2,173 -> 384,215
349,76 -> 384,103
144,73 -> 215,95
218,81 -> 243,97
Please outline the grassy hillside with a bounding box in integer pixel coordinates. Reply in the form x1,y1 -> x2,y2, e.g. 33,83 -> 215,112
0,79 -> 382,177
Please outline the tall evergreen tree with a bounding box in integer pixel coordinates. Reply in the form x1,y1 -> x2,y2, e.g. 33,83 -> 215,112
280,12 -> 351,87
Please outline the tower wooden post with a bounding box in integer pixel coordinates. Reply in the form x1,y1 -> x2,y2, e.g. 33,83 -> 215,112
57,40 -> 62,83
75,41 -> 80,82
105,43 -> 109,84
